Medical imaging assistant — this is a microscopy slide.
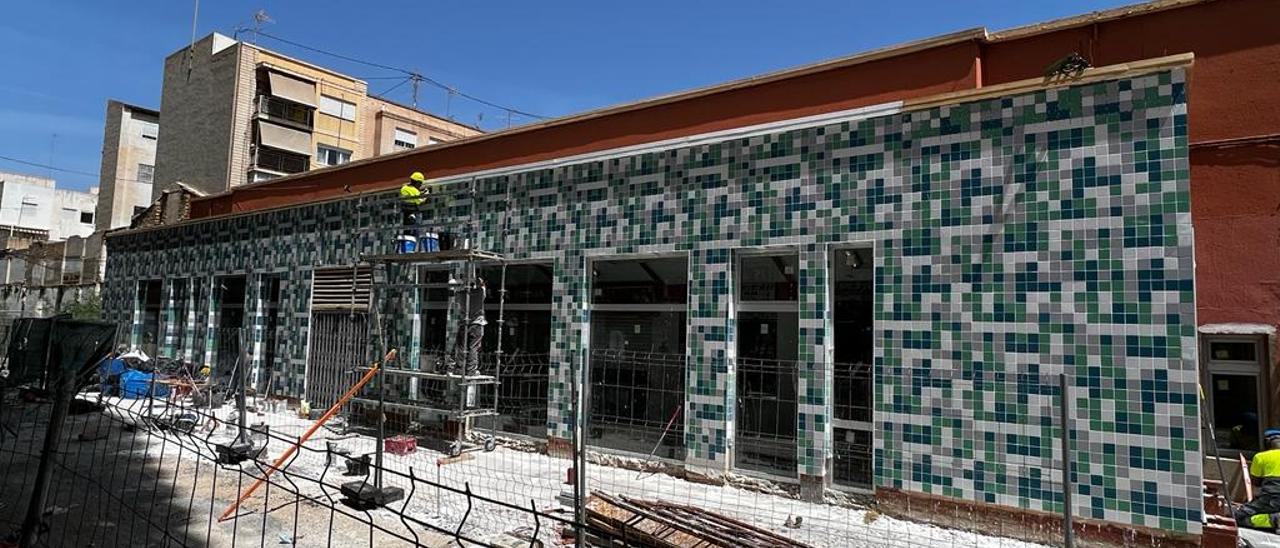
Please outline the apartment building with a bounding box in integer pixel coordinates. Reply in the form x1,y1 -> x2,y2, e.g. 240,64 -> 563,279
0,171 -> 97,285
151,33 -> 481,198
76,100 -> 162,284
96,101 -> 159,231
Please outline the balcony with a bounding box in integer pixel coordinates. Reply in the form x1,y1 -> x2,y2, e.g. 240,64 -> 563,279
257,95 -> 314,130
254,146 -> 309,175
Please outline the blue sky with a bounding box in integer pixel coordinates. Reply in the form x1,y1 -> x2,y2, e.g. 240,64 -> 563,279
0,0 -> 1133,192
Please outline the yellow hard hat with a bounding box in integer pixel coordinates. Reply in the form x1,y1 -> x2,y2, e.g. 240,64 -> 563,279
409,172 -> 426,184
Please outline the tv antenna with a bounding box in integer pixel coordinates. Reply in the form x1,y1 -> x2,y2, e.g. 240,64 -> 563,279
251,10 -> 273,43
409,72 -> 423,108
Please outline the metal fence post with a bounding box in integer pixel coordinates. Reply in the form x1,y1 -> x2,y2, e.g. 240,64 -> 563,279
573,350 -> 589,548
1060,372 -> 1074,548
19,355 -> 72,547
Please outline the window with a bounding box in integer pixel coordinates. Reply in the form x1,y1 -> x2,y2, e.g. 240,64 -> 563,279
393,128 -> 417,150
1205,335 -> 1268,454
214,275 -> 247,377
315,145 -> 352,167
1212,341 -> 1258,362
62,257 -> 83,282
138,163 -> 154,184
20,198 -> 38,220
427,137 -> 442,146
170,279 -> 188,358
735,252 -> 799,477
831,247 -> 874,489
260,274 -> 283,392
138,280 -> 163,358
79,211 -> 93,224
318,95 -> 357,122
589,256 -> 688,459
478,263 -> 553,437
140,121 -> 158,140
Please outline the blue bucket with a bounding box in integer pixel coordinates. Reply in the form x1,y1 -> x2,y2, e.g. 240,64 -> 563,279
396,235 -> 418,254
421,232 -> 440,252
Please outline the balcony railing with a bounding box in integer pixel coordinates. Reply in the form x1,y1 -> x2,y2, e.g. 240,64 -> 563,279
257,95 -> 314,129
254,147 -> 309,175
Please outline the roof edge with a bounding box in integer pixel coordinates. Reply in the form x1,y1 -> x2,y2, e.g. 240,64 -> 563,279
903,52 -> 1193,111
368,95 -> 486,134
190,26 -> 987,202
187,0 -> 1212,207
107,99 -> 160,116
122,53 -> 1193,238
987,0 -> 1213,41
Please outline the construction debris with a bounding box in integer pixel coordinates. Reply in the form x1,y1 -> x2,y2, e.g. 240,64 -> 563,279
584,492 -> 811,548
385,434 -> 417,456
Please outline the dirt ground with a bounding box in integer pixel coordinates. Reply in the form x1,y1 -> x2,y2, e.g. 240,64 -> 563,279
0,396 -> 490,547
1,392 -> 1047,548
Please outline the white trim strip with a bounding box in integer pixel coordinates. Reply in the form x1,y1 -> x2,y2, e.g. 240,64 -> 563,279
430,100 -> 904,186
1198,323 -> 1276,336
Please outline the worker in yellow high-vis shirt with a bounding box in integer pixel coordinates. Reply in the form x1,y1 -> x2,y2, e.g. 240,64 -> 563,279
399,171 -> 429,225
1238,429 -> 1280,529
399,171 -> 448,252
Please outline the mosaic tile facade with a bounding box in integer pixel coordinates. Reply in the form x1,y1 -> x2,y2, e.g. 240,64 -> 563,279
104,69 -> 1198,533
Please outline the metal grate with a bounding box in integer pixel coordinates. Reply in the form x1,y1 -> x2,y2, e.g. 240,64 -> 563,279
476,352 -> 550,437
311,266 -> 372,311
588,349 -> 686,460
735,357 -> 798,477
305,312 -> 368,409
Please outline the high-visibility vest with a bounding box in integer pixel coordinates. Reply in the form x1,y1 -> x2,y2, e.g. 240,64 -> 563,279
400,183 -> 425,206
1253,449 -> 1280,480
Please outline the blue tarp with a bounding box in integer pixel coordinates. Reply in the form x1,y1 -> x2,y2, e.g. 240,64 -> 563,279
120,369 -> 169,399
98,357 -> 127,396
100,358 -> 126,378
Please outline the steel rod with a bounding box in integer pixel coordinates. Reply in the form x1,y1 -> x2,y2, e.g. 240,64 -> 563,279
1060,372 -> 1074,548
217,350 -> 391,521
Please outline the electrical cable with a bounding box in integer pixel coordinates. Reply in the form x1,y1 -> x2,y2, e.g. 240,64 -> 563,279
252,31 -> 549,120
373,77 -> 412,99
0,155 -> 96,178
0,154 -> 151,185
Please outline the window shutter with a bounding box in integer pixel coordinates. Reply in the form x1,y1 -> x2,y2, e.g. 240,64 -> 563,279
311,266 -> 372,311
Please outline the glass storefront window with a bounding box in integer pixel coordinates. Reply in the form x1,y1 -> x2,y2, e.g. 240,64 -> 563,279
589,256 -> 688,459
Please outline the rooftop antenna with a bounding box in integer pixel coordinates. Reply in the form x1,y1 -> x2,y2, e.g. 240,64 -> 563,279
186,0 -> 200,76
409,72 -> 423,108
252,9 -> 273,44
